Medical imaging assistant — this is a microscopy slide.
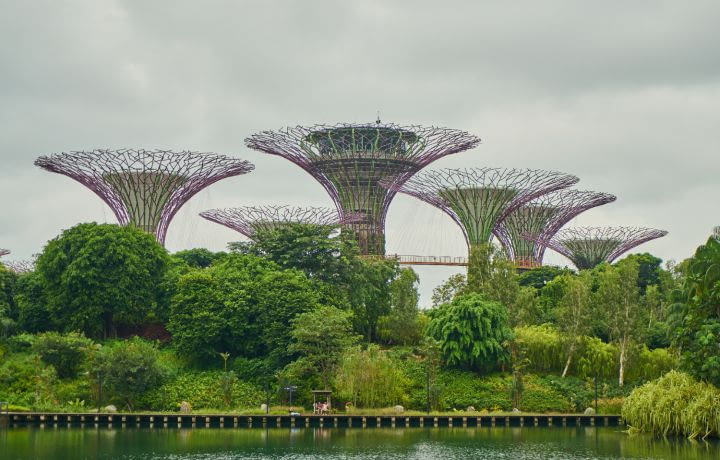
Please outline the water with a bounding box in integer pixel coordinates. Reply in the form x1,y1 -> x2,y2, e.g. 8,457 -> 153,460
1,427 -> 718,459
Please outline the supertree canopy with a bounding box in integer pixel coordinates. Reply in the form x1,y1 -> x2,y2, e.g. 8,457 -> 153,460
245,122 -> 480,255
3,260 -> 35,274
494,190 -> 616,268
530,226 -> 668,270
0,249 -> 8,257
390,167 -> 579,251
200,205 -> 356,240
34,149 -> 254,245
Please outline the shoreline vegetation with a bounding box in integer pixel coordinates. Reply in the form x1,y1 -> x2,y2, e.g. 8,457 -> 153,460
1,223 -> 719,439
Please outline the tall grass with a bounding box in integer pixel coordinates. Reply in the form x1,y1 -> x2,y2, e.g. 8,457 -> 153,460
622,370 -> 720,439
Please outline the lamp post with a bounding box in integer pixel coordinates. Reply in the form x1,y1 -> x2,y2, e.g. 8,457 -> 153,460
284,385 -> 297,409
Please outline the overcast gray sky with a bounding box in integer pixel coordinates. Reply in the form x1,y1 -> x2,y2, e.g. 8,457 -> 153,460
1,0 -> 719,305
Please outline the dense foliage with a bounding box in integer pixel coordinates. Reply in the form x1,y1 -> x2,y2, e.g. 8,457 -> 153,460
32,223 -> 169,338
2,221 -> 717,423
623,371 -> 720,439
675,236 -> 720,386
426,293 -> 513,371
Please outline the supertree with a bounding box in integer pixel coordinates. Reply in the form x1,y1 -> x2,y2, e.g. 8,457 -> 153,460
0,249 -> 8,257
3,260 -> 35,274
529,226 -> 669,270
494,190 -> 616,268
199,205 -> 358,240
245,121 -> 480,255
35,149 -> 254,245
389,167 -> 579,253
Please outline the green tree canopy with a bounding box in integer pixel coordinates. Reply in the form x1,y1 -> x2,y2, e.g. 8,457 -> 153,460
674,237 -> 720,386
172,248 -> 226,268
426,293 -> 513,371
288,305 -> 359,388
168,253 -> 321,365
34,223 -> 169,339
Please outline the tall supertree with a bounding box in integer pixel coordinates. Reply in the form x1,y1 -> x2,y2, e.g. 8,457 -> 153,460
0,249 -> 8,258
494,190 -> 616,268
529,226 -> 668,270
35,149 -> 254,245
200,205 -> 357,240
245,122 -> 480,255
389,167 -> 579,253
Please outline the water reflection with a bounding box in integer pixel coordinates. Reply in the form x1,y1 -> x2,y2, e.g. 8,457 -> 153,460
1,426 -> 718,459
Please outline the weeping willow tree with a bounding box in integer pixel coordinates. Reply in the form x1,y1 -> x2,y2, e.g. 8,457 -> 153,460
426,293 -> 513,371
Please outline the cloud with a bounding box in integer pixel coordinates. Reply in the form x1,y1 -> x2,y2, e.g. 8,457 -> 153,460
1,0 -> 719,304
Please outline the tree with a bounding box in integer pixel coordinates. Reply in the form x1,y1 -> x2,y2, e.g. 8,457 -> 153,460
518,265 -> 573,289
623,252 -> 663,293
334,344 -> 409,408
378,268 -> 424,345
90,338 -> 165,411
595,258 -> 645,386
32,332 -> 94,379
465,243 -> 538,327
431,273 -> 466,307
673,237 -> 720,386
555,272 -> 593,377
0,264 -> 18,338
168,254 -> 321,365
231,223 -> 400,341
15,271 -> 54,333
172,248 -> 226,268
288,306 -> 359,388
232,223 -> 360,287
426,293 -> 513,371
348,258 -> 399,341
34,223 -> 169,339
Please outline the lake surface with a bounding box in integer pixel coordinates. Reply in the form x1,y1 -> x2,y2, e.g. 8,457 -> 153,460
2,426 -> 719,459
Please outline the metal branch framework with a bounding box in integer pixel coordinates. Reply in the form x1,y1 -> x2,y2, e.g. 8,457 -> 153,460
200,205 -> 358,239
0,249 -> 8,258
494,190 -> 616,267
3,260 -> 35,274
245,122 -> 480,255
34,149 -> 254,245
391,167 -> 579,250
529,226 -> 669,270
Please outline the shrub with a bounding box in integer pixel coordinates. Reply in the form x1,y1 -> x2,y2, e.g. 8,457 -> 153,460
90,338 -> 165,411
622,370 -> 720,439
437,372 -> 511,411
32,332 -> 94,379
515,325 -> 564,374
142,372 -> 263,411
334,345 -> 409,408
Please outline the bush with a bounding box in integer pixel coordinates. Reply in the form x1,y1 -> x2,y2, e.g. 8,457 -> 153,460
142,371 -> 263,411
438,372 -> 511,411
334,345 -> 409,408
622,370 -> 720,439
515,325 -> 564,374
32,332 -> 94,379
0,353 -> 57,408
90,338 -> 165,410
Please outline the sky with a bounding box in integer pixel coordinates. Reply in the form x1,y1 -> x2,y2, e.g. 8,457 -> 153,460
1,0 -> 719,306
